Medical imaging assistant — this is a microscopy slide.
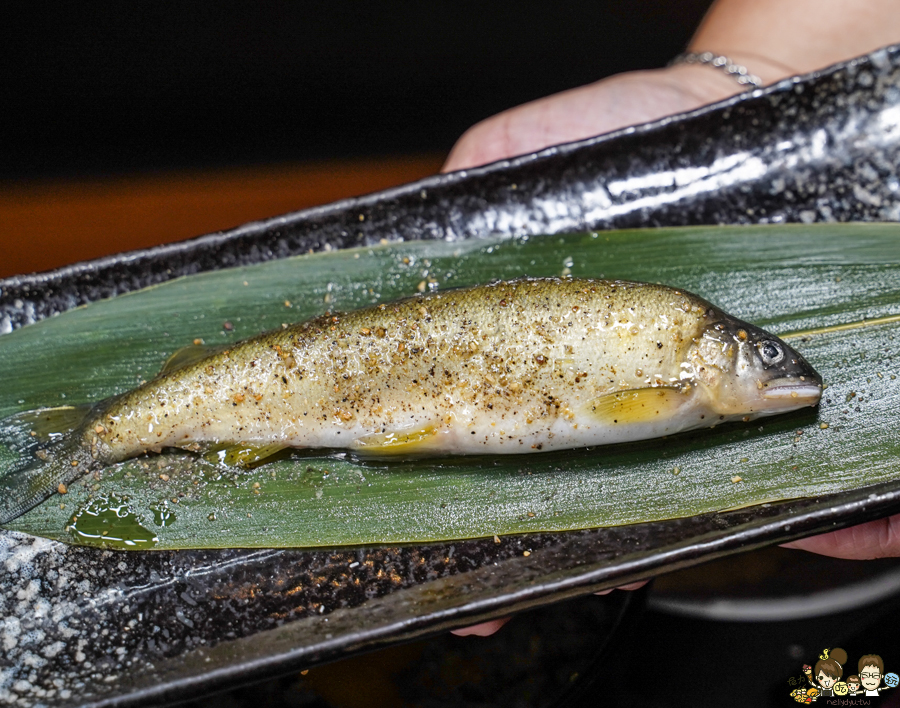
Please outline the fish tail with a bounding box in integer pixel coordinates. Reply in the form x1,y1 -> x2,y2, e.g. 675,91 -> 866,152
0,406 -> 97,525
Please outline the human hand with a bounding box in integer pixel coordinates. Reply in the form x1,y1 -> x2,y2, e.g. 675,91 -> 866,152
444,0 -> 900,173
442,65 -> 745,173
782,514 -> 900,559
450,581 -> 649,637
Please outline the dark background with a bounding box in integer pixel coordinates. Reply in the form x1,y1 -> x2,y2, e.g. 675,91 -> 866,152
3,0 -> 713,181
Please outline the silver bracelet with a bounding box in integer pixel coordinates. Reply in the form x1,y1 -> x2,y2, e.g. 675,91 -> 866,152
670,51 -> 762,89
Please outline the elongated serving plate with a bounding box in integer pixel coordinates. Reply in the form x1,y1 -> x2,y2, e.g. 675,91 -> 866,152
3,45 -> 900,708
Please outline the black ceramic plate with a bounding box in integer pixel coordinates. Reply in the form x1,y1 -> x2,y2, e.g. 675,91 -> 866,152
3,45 -> 900,708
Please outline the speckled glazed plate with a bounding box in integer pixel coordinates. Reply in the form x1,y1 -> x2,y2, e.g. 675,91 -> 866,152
4,45 -> 900,708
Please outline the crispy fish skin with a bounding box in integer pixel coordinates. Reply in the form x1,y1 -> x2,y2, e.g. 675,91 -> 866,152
0,277 -> 822,523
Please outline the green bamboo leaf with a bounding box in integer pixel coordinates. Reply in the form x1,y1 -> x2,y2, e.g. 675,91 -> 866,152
1,223 -> 898,549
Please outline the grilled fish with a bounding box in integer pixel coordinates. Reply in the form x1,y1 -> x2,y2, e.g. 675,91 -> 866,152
0,277 -> 822,523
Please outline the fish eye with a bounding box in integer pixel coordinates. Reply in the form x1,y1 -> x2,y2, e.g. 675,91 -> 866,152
758,340 -> 784,365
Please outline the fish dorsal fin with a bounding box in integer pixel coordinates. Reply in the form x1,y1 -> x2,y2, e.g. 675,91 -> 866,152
202,443 -> 289,468
354,423 -> 439,455
585,386 -> 689,425
159,344 -> 222,376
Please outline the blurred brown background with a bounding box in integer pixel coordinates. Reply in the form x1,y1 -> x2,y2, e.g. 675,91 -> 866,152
0,157 -> 443,277
0,0 -> 712,278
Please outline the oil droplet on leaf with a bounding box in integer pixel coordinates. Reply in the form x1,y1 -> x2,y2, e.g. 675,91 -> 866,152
67,493 -> 158,549
150,502 -> 177,527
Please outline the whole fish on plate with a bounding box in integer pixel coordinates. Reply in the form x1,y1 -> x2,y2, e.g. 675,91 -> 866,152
0,277 -> 822,523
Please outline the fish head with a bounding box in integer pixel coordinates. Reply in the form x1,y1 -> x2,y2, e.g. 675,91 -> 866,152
687,318 -> 822,420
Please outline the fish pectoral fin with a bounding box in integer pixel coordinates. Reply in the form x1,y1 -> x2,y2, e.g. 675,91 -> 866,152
202,442 -> 289,468
159,344 -> 224,375
585,386 -> 689,425
353,423 -> 439,455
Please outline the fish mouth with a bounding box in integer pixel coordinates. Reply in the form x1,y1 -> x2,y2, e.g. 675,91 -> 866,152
761,378 -> 823,405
